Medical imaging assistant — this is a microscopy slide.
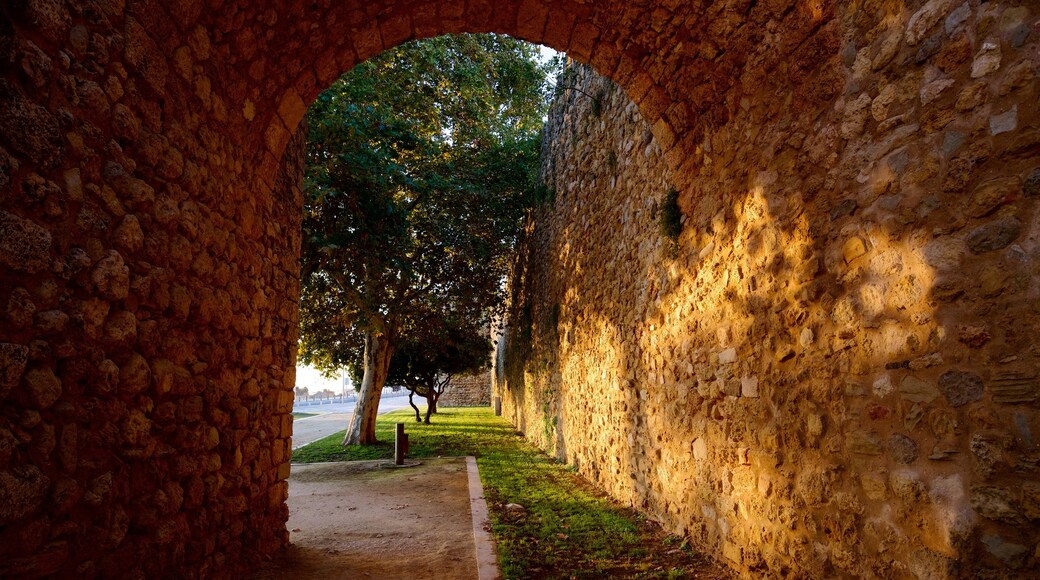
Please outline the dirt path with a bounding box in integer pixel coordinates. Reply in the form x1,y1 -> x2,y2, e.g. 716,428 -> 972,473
255,458 -> 483,580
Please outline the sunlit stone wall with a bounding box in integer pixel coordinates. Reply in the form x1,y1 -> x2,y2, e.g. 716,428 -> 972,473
497,3 -> 1040,574
1,0 -> 1037,576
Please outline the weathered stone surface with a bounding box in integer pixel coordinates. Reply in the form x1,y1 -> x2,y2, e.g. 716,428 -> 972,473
0,466 -> 49,525
989,372 -> 1038,404
840,93 -> 872,138
0,343 -> 29,400
23,367 -> 61,409
909,548 -> 958,578
740,376 -> 758,398
91,251 -> 130,300
906,0 -> 956,46
1024,168 -> 1040,197
971,39 -> 1002,78
944,3 -> 970,33
983,535 -> 1029,568
496,9 -> 1040,570
1023,482 -> 1040,521
0,86 -> 63,167
124,18 -> 168,94
439,371 -> 492,406
938,370 -> 984,406
971,486 -> 1022,524
965,217 -> 1021,254
1,0 -> 1038,577
967,177 -> 1019,218
847,431 -> 883,455
990,106 -> 1018,135
888,434 -> 919,464
900,376 -> 938,403
0,211 -> 52,273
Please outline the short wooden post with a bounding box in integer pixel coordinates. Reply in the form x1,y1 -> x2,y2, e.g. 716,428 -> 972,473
494,397 -> 502,416
395,423 -> 405,465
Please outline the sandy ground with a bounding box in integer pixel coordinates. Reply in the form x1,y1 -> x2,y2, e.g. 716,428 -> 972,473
254,458 -> 479,580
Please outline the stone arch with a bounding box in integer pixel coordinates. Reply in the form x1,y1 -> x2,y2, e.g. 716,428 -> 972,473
229,0 -> 803,198
2,0 -> 1037,578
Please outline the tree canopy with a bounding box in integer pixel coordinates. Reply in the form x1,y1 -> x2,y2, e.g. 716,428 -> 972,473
298,34 -> 559,444
386,313 -> 492,423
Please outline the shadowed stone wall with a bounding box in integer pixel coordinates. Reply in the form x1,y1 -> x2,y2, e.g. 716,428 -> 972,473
0,0 -> 1036,577
496,5 -> 1040,575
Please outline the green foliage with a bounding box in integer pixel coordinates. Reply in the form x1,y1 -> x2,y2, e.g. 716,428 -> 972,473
298,34 -> 559,379
658,188 -> 682,250
292,408 -> 722,578
532,183 -> 556,206
542,401 -> 558,447
386,315 -> 491,396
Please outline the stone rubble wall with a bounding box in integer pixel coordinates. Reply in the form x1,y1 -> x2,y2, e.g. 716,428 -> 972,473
440,371 -> 492,407
496,3 -> 1040,576
0,4 -> 305,576
0,0 -> 1036,577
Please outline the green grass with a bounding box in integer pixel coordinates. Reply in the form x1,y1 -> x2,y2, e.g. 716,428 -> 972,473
292,407 -> 726,579
291,412 -> 318,419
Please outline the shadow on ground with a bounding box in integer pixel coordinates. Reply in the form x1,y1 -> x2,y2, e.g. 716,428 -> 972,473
254,458 -> 478,580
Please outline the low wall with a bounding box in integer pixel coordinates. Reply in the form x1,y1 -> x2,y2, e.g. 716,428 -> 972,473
441,372 -> 491,407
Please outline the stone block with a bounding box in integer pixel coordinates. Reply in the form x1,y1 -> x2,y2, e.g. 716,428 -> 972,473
937,370 -> 984,407
0,211 -> 52,273
0,343 -> 29,400
0,466 -> 49,525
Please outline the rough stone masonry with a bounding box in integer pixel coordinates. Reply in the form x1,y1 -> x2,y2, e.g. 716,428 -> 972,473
0,0 -> 1037,578
496,4 -> 1040,577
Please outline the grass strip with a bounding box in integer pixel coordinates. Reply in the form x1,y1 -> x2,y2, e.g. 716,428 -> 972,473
291,407 -> 727,579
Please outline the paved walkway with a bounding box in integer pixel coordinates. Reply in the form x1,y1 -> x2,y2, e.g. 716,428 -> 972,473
254,457 -> 499,580
292,396 -> 414,449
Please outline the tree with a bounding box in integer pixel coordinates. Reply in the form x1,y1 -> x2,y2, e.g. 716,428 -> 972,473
299,34 -> 557,445
387,314 -> 491,424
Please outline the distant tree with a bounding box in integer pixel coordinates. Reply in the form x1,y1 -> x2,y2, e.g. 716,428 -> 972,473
299,34 -> 557,445
387,314 -> 491,423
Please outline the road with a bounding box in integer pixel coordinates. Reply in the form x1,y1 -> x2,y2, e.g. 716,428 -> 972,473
291,394 -> 415,449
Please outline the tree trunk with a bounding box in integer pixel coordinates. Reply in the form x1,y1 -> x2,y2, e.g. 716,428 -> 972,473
342,331 -> 394,445
408,389 -> 422,422
423,389 -> 434,424
431,375 -> 449,415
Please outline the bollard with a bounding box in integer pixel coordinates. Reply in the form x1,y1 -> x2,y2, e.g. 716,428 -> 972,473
395,423 -> 405,465
494,396 -> 502,416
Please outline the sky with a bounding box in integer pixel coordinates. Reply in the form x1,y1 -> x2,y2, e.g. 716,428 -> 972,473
538,44 -> 559,64
296,364 -> 347,394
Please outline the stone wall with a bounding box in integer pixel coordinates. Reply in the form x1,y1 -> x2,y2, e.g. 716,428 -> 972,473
441,371 -> 491,407
1,0 -> 1036,576
0,2 -> 304,573
496,4 -> 1040,575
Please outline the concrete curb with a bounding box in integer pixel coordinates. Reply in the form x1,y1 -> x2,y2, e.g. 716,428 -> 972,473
466,456 -> 501,580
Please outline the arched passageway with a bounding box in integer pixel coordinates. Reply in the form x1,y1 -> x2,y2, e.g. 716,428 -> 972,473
0,0 -> 1037,577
